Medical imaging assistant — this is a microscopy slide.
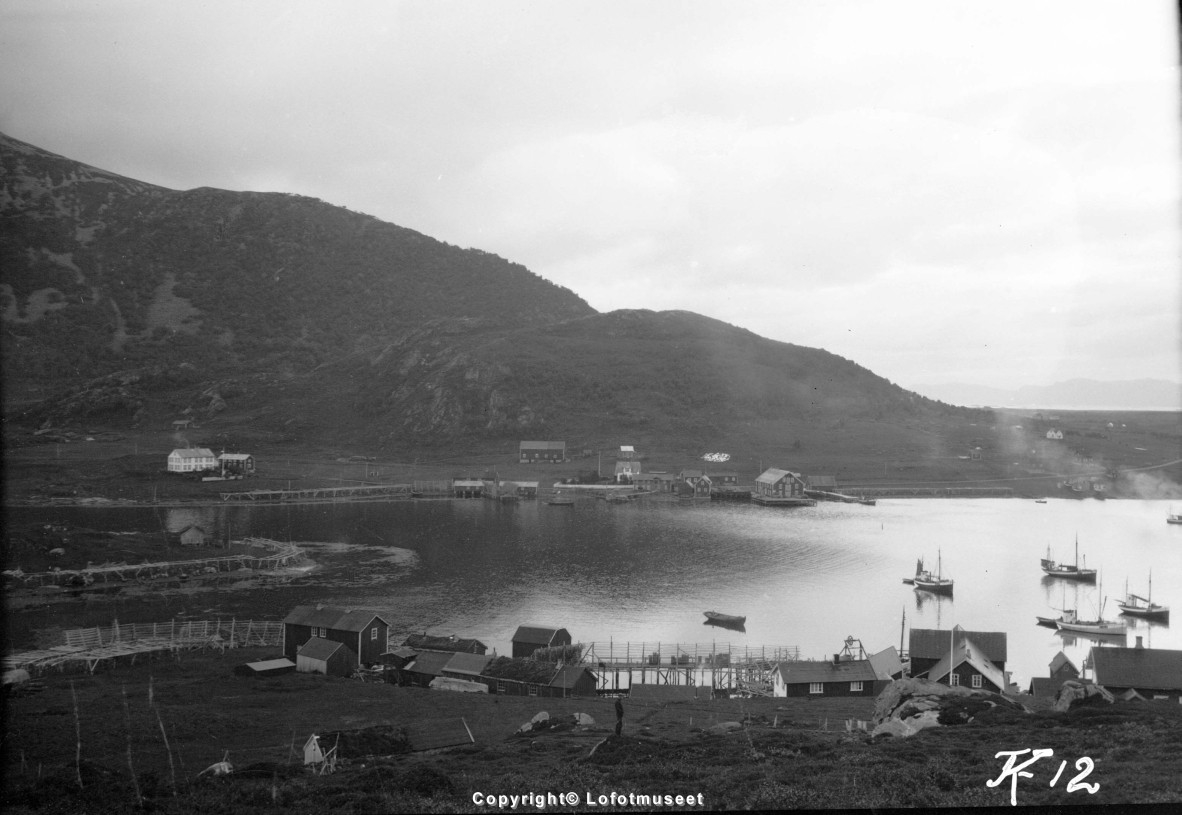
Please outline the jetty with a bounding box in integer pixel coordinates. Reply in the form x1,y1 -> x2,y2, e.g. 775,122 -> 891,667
582,640 -> 801,695
3,538 -> 303,590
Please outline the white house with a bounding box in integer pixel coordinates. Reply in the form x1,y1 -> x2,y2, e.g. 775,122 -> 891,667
1045,429 -> 1064,440
167,448 -> 217,473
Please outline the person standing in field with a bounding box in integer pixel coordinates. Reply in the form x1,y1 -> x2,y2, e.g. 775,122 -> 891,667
615,697 -> 624,736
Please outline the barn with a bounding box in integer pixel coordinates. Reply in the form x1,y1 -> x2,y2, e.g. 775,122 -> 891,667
282,605 -> 390,668
511,624 -> 572,659
296,638 -> 355,677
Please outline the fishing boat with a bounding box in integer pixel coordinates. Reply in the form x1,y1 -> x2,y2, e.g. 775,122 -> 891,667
1040,537 -> 1097,582
911,551 -> 953,595
1037,607 -> 1077,628
546,492 -> 575,506
1167,508 -> 1182,525
1056,587 -> 1127,636
1034,498 -> 1047,504
1116,572 -> 1169,620
703,611 -> 746,626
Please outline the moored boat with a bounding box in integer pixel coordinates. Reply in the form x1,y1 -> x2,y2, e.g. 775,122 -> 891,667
1057,589 -> 1127,636
912,551 -> 953,595
703,611 -> 746,626
1116,572 -> 1169,620
1041,537 -> 1097,582
1167,508 -> 1182,525
546,491 -> 575,506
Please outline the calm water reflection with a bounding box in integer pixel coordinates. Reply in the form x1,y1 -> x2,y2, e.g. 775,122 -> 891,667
8,497 -> 1181,688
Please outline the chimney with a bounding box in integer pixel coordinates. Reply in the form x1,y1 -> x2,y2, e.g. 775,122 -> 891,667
833,653 -> 840,665
1135,636 -> 1143,650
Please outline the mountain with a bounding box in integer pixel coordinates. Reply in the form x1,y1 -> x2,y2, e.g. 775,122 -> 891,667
910,379 -> 1182,411
2,132 -> 963,454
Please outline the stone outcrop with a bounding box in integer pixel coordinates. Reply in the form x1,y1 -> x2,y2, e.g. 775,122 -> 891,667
1052,679 -> 1114,712
870,678 -> 1029,738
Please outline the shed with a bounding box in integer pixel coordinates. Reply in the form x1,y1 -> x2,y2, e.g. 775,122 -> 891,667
234,658 -> 296,678
381,646 -> 419,668
178,524 -> 210,547
442,652 -> 493,680
296,638 -> 355,677
548,665 -> 598,697
282,605 -> 390,667
511,625 -> 572,659
453,479 -> 485,498
403,650 -> 455,687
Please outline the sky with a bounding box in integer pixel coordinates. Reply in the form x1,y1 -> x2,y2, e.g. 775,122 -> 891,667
2,1 -> 1179,396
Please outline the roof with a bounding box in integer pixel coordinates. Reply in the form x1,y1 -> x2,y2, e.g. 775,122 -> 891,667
453,480 -> 484,487
925,635 -> 1007,690
244,658 -> 296,672
755,468 -> 797,484
384,646 -> 418,659
804,475 -> 837,488
776,659 -> 878,684
909,628 -> 1007,663
680,469 -> 704,478
705,470 -> 738,478
1049,651 -> 1078,675
620,445 -> 635,452
867,646 -> 904,680
1091,646 -> 1182,690
520,441 -> 566,450
1028,677 -> 1076,698
282,605 -> 389,633
549,665 -> 594,689
169,448 -> 216,458
404,650 -> 453,677
298,638 -> 350,662
444,652 -> 492,676
402,634 -> 487,654
218,452 -> 252,460
512,625 -> 568,645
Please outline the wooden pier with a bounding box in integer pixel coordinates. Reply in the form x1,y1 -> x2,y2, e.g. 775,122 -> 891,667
221,483 -> 414,503
4,538 -> 303,589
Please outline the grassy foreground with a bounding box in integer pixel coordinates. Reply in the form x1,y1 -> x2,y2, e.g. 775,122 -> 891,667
4,647 -> 1182,812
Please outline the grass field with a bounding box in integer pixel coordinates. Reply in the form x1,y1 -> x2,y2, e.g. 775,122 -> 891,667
5,647 -> 1182,812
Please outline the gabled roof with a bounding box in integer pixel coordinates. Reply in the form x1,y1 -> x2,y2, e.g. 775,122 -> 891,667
804,475 -> 837,488
512,625 -> 568,645
549,664 -> 594,688
298,638 -> 351,662
909,627 -> 1007,663
169,447 -> 216,458
404,650 -> 453,677
755,468 -> 798,484
218,452 -> 253,460
520,441 -> 565,450
776,659 -> 878,684
1049,651 -> 1078,676
443,652 -> 492,676
1091,646 -> 1182,690
925,636 -> 1007,690
283,605 -> 388,633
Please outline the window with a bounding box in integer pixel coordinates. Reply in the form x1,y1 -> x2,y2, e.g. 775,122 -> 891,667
370,627 -> 378,641
949,673 -> 960,686
972,674 -> 983,689
496,680 -> 507,695
809,682 -> 824,695
528,684 -> 539,697
850,681 -> 863,692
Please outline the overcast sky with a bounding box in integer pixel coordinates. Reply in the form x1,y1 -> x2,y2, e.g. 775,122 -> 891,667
2,1 -> 1179,394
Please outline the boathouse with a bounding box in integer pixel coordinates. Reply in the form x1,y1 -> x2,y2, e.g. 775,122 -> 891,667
296,638 -> 355,677
282,605 -> 390,667
519,441 -> 566,463
1090,641 -> 1182,702
548,664 -> 598,697
453,479 -> 485,498
754,468 -> 808,499
167,447 -> 217,473
908,627 -> 1007,679
511,625 -> 572,659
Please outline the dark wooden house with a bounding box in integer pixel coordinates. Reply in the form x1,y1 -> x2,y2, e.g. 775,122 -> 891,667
442,652 -> 493,681
1091,642 -> 1182,702
401,650 -> 454,688
908,627 -> 1007,679
282,605 -> 390,668
754,468 -> 808,499
548,665 -> 599,697
772,658 -> 881,698
1028,651 -> 1080,698
519,441 -> 566,463
511,625 -> 572,659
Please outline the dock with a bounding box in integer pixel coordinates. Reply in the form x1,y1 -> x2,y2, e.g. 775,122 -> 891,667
583,641 -> 800,695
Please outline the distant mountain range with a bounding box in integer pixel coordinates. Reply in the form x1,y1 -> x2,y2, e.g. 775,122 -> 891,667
909,379 -> 1182,411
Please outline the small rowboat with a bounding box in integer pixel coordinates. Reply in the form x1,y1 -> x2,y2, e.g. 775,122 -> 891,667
703,611 -> 746,626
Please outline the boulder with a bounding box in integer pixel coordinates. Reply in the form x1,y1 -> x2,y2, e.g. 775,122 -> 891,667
1053,680 -> 1114,711
573,713 -> 595,726
871,678 -> 1029,738
705,721 -> 743,736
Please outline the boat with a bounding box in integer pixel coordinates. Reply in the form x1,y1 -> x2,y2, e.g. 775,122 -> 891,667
1056,587 -> 1127,636
1040,537 -> 1097,582
1034,498 -> 1047,504
911,551 -> 953,595
1168,508 -> 1182,525
1036,608 -> 1077,628
546,492 -> 575,506
703,611 -> 746,626
1116,572 -> 1169,620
